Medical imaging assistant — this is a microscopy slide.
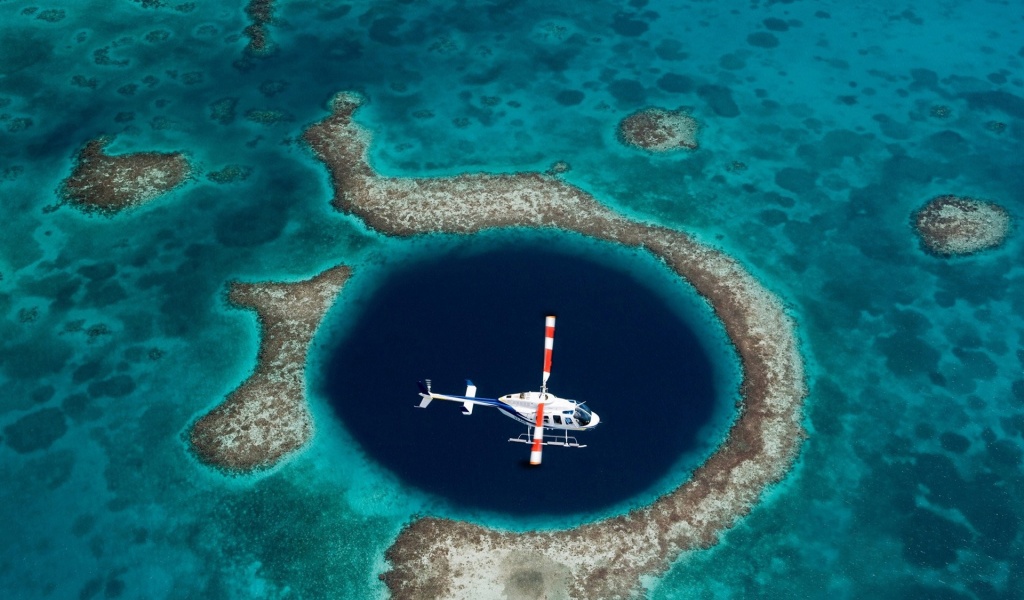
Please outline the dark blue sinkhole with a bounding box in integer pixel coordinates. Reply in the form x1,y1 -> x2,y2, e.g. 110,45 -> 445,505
321,233 -> 728,517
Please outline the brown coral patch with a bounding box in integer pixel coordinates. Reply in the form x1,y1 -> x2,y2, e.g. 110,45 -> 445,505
60,137 -> 191,214
303,92 -> 807,599
189,266 -> 351,473
618,107 -> 699,152
913,194 -> 1011,256
243,0 -> 275,56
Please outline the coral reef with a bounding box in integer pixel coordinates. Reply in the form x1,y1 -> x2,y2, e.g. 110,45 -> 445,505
243,0 -> 275,56
303,92 -> 807,599
189,266 -> 351,472
913,195 -> 1011,256
618,107 -> 700,152
60,137 -> 191,214
206,164 -> 253,184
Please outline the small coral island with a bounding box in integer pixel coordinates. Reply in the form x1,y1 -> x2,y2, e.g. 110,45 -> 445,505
60,137 -> 191,214
913,195 -> 1011,256
618,107 -> 699,152
189,266 -> 351,472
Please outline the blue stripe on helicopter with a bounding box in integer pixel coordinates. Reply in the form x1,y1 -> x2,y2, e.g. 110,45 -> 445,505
443,395 -> 516,411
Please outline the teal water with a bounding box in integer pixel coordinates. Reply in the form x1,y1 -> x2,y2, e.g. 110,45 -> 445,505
1,0 -> 1022,598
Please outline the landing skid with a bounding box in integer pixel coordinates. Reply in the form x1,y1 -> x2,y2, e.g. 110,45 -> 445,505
509,431 -> 587,449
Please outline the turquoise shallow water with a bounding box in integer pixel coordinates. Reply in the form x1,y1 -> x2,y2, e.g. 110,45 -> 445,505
1,0 -> 1022,598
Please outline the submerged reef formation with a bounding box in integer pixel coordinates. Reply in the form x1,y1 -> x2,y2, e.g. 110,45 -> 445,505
618,107 -> 700,152
242,0 -> 275,56
303,92 -> 807,599
913,195 -> 1011,256
189,266 -> 351,472
60,137 -> 191,214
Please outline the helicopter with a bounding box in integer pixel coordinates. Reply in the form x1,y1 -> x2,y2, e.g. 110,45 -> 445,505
416,315 -> 600,466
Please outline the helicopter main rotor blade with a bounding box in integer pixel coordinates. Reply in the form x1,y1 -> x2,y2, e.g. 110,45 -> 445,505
529,401 -> 545,466
542,315 -> 555,391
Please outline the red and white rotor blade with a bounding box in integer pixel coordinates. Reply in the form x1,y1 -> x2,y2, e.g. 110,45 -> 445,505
542,315 -> 555,389
529,402 -> 545,466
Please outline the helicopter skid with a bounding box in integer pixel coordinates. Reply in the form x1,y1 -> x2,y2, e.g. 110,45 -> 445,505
508,433 -> 586,448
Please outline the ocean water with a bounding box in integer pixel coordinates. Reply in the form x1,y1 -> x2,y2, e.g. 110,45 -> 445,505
315,230 -> 737,529
0,0 -> 1021,599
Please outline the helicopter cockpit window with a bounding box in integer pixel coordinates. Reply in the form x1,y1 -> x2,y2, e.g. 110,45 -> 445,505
573,404 -> 592,426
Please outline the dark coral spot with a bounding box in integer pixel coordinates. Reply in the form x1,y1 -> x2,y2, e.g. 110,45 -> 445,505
899,583 -> 972,600
105,577 -> 125,598
763,17 -> 789,31
719,53 -> 745,70
368,16 -> 405,46
697,85 -> 739,117
63,392 -> 101,423
874,332 -> 939,377
657,73 -> 693,93
872,114 -> 912,140
32,385 -> 56,404
986,439 -> 1022,467
73,360 -> 109,384
654,39 -> 687,61
608,79 -> 646,104
901,508 -> 971,568
72,514 -> 96,537
909,68 -> 939,89
3,408 -> 67,453
87,375 -> 136,398
80,578 -> 103,600
925,130 -> 970,158
763,191 -> 796,208
214,200 -> 288,247
555,89 -> 584,106
0,340 -> 73,379
612,12 -> 648,36
959,90 -> 1024,118
939,431 -> 970,453
759,209 -> 788,226
1013,379 -> 1024,401
747,32 -> 780,48
891,308 -> 930,335
774,168 -> 817,194
78,262 -> 117,281
882,154 -> 943,184
84,279 -> 128,307
952,348 -> 998,380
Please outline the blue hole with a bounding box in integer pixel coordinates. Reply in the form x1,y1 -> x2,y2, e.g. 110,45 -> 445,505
322,232 -> 732,520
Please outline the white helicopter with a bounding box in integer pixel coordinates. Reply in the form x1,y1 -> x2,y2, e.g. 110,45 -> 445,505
416,315 -> 600,466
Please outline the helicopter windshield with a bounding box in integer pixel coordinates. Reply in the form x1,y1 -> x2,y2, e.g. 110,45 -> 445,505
573,403 -> 592,426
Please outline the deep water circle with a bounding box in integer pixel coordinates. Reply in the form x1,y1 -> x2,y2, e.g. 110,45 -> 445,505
322,234 -> 730,517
